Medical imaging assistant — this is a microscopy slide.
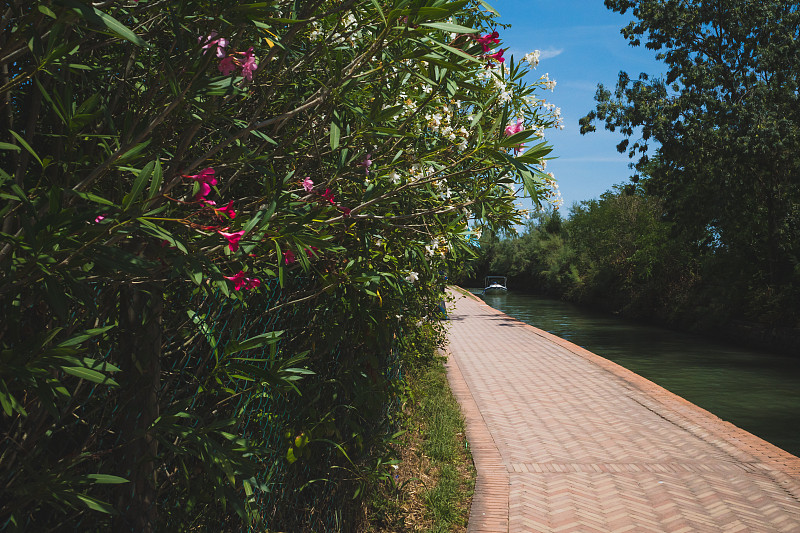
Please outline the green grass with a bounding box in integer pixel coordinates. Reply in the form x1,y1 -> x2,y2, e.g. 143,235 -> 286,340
423,464 -> 462,529
360,357 -> 475,532
360,320 -> 474,532
415,361 -> 474,532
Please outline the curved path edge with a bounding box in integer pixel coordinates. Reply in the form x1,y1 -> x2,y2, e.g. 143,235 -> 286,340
444,346 -> 509,532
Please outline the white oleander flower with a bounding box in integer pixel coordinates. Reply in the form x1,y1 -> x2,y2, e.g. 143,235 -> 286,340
524,50 -> 540,68
309,22 -> 323,40
405,271 -> 419,283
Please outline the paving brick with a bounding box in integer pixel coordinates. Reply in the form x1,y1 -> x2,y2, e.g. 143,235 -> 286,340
444,288 -> 800,532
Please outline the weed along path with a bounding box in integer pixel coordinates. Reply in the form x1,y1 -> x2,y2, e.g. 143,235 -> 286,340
443,288 -> 800,532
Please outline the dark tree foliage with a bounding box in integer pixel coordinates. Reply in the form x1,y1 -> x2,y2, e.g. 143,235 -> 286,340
580,0 -> 800,303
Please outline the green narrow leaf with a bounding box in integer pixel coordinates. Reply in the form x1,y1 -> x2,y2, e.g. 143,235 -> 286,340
116,140 -> 151,165
148,160 -> 163,199
0,392 -> 13,416
515,141 -> 553,164
188,311 -> 217,350
188,265 -> 203,286
123,161 -> 154,210
274,240 -> 285,288
61,366 -> 119,386
136,219 -> 188,253
330,120 -> 341,150
38,5 -> 58,18
428,39 -> 481,64
242,211 -> 264,235
75,93 -> 101,115
57,326 -> 114,347
225,331 -> 284,355
369,0 -> 386,23
477,0 -> 500,16
0,381 -> 26,417
86,474 -> 130,484
500,129 -> 536,148
257,201 -> 277,231
35,78 -> 67,125
8,130 -> 43,167
0,142 -> 20,152
56,0 -> 148,47
420,22 -> 478,34
75,494 -> 117,514
51,356 -> 121,373
70,190 -> 117,206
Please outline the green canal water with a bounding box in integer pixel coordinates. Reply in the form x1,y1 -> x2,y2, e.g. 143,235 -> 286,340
469,289 -> 800,457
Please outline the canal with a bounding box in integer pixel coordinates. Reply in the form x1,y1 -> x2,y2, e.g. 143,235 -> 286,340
469,289 -> 800,457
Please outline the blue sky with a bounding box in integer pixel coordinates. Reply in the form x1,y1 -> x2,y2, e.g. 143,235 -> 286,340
489,0 -> 665,213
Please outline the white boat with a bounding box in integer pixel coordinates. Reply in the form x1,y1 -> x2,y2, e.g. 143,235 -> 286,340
482,276 -> 507,294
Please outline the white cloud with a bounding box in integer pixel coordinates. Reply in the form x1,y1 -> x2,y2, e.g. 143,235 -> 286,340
539,47 -> 564,60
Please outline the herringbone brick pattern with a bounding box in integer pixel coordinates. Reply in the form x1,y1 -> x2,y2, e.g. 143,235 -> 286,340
444,289 -> 800,532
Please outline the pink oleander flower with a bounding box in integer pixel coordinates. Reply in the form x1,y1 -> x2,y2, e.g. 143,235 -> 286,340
359,154 -> 372,174
475,31 -> 500,52
184,168 -> 217,184
200,31 -> 228,58
215,200 -> 236,219
218,229 -> 246,252
240,47 -> 258,80
504,118 -> 524,137
504,118 -> 526,153
339,206 -> 351,217
197,182 -> 212,200
224,270 -> 261,290
305,246 -> 319,258
322,188 -> 335,204
94,214 -> 106,223
487,48 -> 506,64
183,167 -> 217,201
302,177 -> 314,192
218,55 -> 237,75
283,249 -> 296,265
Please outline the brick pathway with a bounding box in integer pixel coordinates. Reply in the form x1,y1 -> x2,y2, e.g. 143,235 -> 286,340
444,288 -> 800,532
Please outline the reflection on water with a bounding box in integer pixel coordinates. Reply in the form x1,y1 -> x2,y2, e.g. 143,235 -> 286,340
470,289 -> 800,457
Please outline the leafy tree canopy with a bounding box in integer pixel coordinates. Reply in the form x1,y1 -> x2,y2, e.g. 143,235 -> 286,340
580,0 -> 800,283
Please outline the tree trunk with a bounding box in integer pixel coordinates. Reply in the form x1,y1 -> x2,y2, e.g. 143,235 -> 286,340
114,282 -> 162,532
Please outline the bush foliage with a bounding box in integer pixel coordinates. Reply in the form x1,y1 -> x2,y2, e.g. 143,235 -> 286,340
0,0 -> 560,530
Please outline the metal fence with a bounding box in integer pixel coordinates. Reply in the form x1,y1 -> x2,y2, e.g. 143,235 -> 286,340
7,276 -> 402,532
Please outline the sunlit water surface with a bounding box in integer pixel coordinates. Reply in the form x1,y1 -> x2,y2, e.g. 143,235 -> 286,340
468,289 -> 800,456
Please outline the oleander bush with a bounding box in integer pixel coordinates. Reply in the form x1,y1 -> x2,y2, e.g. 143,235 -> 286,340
0,0 -> 560,530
